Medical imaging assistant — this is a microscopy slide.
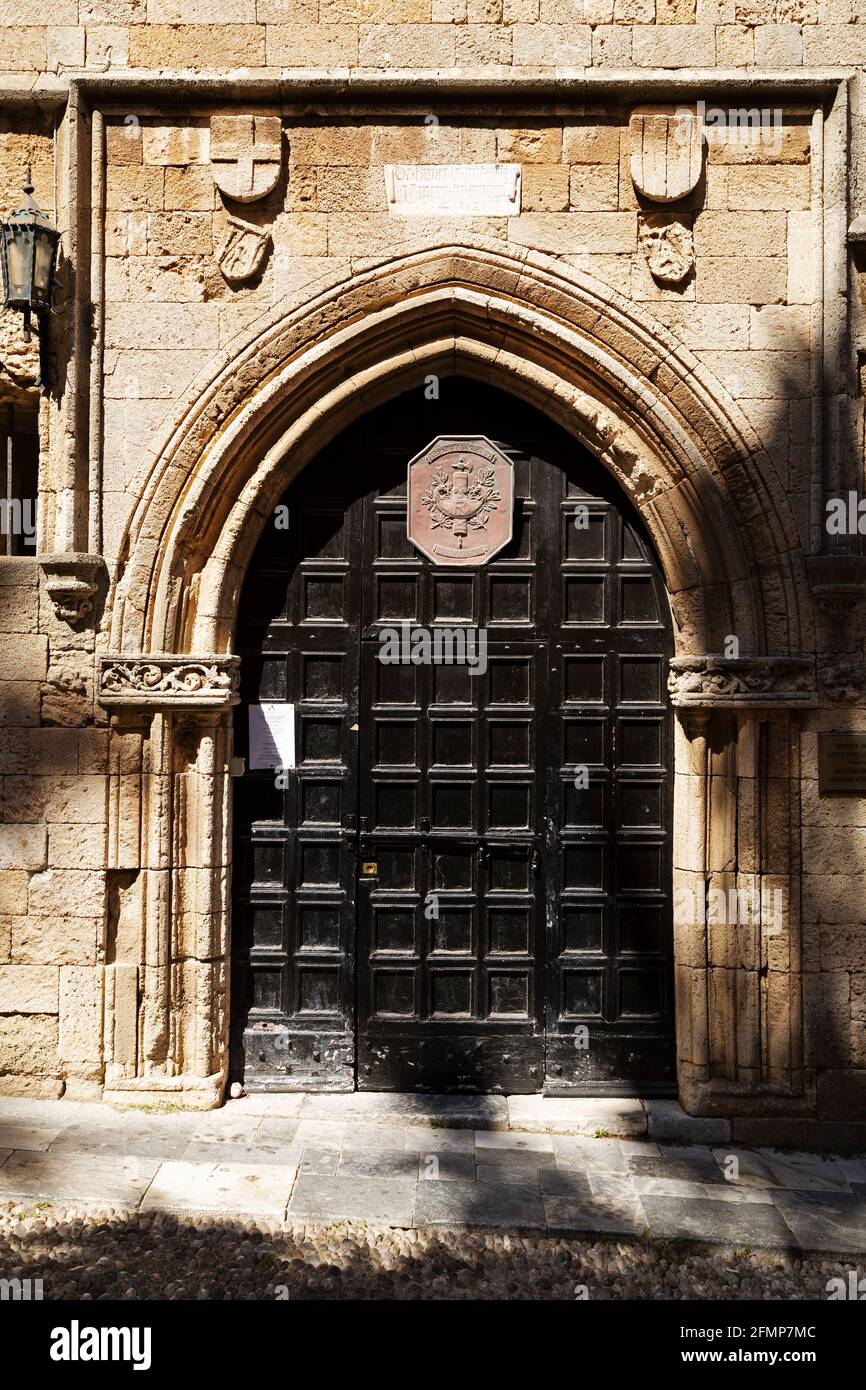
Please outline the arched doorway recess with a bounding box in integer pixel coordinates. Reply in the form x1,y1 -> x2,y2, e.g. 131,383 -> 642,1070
98,241 -> 815,1113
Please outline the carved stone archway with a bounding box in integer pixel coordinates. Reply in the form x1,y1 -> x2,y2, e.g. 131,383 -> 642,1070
97,239 -> 817,1112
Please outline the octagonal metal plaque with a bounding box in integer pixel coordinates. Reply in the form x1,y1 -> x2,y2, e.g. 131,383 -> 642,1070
407,435 -> 514,567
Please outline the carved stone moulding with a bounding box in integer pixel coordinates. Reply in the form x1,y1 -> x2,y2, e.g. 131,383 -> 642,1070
668,655 -> 817,708
99,654 -> 241,711
40,554 -> 105,627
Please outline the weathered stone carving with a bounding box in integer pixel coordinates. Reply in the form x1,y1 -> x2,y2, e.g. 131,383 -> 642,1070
639,214 -> 695,286
668,656 -> 816,707
215,214 -> 272,285
629,106 -> 703,203
210,114 -> 282,203
40,554 -> 105,627
818,657 -> 864,703
99,655 -> 241,710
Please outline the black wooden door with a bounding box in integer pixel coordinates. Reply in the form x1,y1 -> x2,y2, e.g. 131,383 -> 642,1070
231,381 -> 675,1095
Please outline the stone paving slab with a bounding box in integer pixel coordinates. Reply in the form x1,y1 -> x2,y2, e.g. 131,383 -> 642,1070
0,1151 -> 160,1205
289,1174 -> 415,1226
142,1161 -> 297,1218
772,1192 -> 866,1254
0,1123 -> 65,1152
544,1193 -> 646,1236
337,1148 -> 420,1180
48,1124 -> 193,1160
413,1178 -> 546,1230
639,1195 -> 798,1249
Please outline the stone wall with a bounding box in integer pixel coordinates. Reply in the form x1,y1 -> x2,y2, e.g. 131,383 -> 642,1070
0,10 -> 864,1131
2,2 -> 866,76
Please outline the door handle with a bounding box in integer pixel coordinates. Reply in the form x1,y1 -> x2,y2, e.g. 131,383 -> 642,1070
531,847 -> 541,877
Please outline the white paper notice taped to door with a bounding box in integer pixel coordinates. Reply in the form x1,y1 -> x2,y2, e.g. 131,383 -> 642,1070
249,703 -> 295,770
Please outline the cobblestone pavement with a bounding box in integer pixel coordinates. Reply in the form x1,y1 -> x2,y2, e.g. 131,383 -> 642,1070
0,1206 -> 857,1301
0,1095 -> 865,1261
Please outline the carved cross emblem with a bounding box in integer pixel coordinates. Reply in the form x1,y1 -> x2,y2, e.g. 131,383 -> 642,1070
210,114 -> 283,203
407,436 -> 514,567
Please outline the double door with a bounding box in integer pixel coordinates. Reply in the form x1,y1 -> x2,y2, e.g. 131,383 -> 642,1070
231,382 -> 675,1094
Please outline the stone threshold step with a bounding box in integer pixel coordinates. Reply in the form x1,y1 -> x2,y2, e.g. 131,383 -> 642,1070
233,1093 -> 732,1143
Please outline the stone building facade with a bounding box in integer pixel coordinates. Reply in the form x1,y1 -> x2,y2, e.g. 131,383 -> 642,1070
1,2 -> 865,1143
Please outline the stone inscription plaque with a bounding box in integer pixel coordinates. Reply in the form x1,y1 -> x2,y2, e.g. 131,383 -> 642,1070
407,435 -> 514,567
384,163 -> 521,217
819,733 -> 866,794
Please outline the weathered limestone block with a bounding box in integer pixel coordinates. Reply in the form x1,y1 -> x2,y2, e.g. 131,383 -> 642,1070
515,164 -> 567,212
0,871 -> 29,915
509,212 -> 637,255
1,634 -> 48,682
11,914 -> 99,968
58,965 -> 103,1062
49,823 -> 107,870
694,210 -> 787,259
0,823 -> 47,872
570,166 -> 619,210
41,651 -> 92,728
695,257 -> 787,304
0,965 -> 59,1013
563,123 -> 620,165
454,23 -> 513,62
27,727 -> 80,775
818,926 -> 866,971
87,27 -> 130,68
632,22 -> 716,64
0,309 -> 41,403
128,24 -> 266,67
0,1014 -> 58,1075
716,23 -> 754,65
142,123 -> 210,167
28,869 -> 106,919
803,873 -> 866,925
512,22 -> 591,64
358,23 -> 457,65
106,165 -> 166,213
803,971 -> 850,1068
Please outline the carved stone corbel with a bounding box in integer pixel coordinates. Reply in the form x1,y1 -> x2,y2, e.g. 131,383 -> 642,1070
40,554 -> 105,627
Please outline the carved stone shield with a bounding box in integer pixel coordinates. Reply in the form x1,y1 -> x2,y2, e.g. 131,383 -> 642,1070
407,436 -> 514,567
210,114 -> 283,203
214,214 -> 272,285
629,105 -> 703,203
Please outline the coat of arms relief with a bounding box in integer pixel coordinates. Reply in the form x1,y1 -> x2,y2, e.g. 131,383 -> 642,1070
407,436 -> 514,567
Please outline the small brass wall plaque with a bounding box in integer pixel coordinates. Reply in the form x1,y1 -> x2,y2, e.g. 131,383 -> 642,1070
819,733 -> 866,794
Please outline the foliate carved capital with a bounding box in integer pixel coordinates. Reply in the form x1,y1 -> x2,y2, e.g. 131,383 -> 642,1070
98,655 -> 240,711
668,656 -> 816,708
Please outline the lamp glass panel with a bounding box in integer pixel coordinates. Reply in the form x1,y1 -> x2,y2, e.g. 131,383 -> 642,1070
32,231 -> 56,303
4,227 -> 32,302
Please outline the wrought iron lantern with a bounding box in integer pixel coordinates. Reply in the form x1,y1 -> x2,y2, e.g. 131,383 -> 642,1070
0,169 -> 60,343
